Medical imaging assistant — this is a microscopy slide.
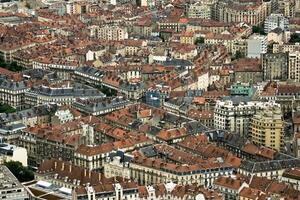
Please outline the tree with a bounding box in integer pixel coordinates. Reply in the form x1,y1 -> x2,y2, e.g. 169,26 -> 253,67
0,58 -> 24,72
97,86 -> 117,96
25,1 -> 31,9
0,103 -> 16,113
252,26 -> 266,35
194,37 -> 204,45
289,33 -> 300,44
235,51 -> 244,60
4,161 -> 34,182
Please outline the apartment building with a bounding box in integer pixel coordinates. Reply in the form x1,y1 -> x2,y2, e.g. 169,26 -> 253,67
18,118 -> 96,166
129,153 -> 234,187
186,19 -> 232,34
262,53 -> 288,81
293,132 -> 300,158
281,168 -> 300,191
32,158 -> 224,200
273,42 -> 300,53
214,100 -> 258,137
73,97 -> 130,116
24,83 -> 104,107
0,41 -> 36,62
288,51 -> 300,82
74,135 -> 151,170
278,0 -> 295,17
0,104 -> 56,128
0,75 -> 30,110
73,66 -> 104,86
187,3 -> 212,19
0,165 -> 29,200
264,13 -> 289,33
103,150 -> 132,179
97,26 -> 128,41
216,0 -> 268,26
249,105 -> 284,151
247,35 -> 267,58
33,59 -> 78,80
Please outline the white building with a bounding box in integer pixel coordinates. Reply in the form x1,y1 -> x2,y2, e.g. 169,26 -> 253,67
0,143 -> 28,167
264,13 -> 289,33
103,151 -> 132,179
214,100 -> 279,137
197,71 -> 210,91
53,108 -> 74,124
247,35 -> 267,58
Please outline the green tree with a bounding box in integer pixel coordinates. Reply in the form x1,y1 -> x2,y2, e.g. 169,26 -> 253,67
235,51 -> 244,59
252,26 -> 266,35
25,2 -> 31,9
195,37 -> 204,45
4,161 -> 34,182
0,58 -> 24,72
97,86 -> 117,96
289,33 -> 300,44
0,103 -> 16,113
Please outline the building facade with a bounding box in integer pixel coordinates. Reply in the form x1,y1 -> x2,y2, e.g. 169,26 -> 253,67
247,35 -> 267,58
249,105 -> 284,151
288,51 -> 300,82
262,53 -> 288,81
264,13 -> 289,33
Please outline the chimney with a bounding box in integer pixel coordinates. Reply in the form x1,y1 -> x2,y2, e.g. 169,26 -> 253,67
69,164 -> 72,173
54,161 -> 57,169
62,162 -> 65,171
89,170 -> 91,179
98,173 -> 101,181
84,169 -> 87,177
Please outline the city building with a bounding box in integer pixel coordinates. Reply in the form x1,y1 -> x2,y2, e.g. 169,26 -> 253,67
216,0 -> 269,26
103,150 -> 132,179
0,74 -> 30,110
0,165 -> 29,200
129,152 -> 234,187
214,176 -> 247,200
230,83 -> 254,97
0,143 -> 27,166
214,100 -> 265,137
97,26 -> 128,41
281,168 -> 300,191
262,53 -> 288,81
264,13 -> 289,33
25,83 -> 105,107
293,132 -> 300,158
278,0 -> 295,18
288,51 -> 300,82
249,104 -> 284,151
187,3 -> 212,19
73,97 -> 130,116
233,58 -> 263,84
247,35 -> 267,58
73,66 -> 104,86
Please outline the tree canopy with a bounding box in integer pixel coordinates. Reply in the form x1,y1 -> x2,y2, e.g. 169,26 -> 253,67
0,103 -> 16,113
252,26 -> 266,35
289,33 -> 300,44
0,58 -> 24,72
195,37 -> 204,45
4,161 -> 34,182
